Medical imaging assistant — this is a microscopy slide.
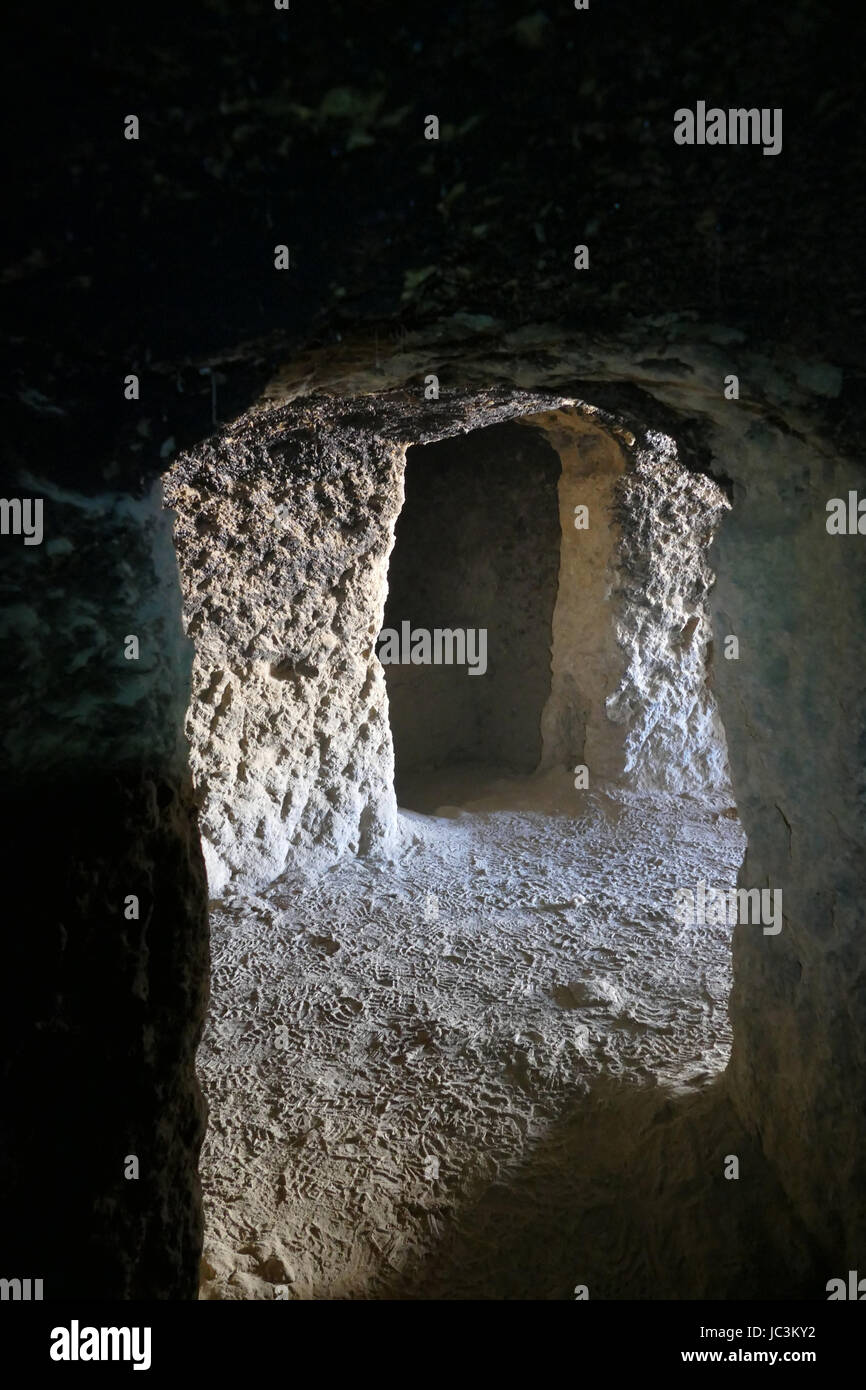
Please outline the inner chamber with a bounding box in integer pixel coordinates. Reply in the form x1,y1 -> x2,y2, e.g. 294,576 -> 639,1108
382,420 -> 562,811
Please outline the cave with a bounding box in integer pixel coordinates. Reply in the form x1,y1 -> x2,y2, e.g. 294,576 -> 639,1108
159,395 -> 774,1300
3,0 -> 864,1327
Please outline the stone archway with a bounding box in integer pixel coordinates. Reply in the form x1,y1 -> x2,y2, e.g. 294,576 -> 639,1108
4,326 -> 861,1300
151,325 -> 863,1296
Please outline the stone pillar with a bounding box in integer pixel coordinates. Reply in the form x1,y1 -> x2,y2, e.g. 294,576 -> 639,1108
532,410 -> 629,778
166,420 -> 406,893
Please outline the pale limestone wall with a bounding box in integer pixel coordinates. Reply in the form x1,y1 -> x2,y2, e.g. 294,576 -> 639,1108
531,411 -> 629,779
166,392 -> 565,894
609,431 -> 732,796
170,396 -> 733,896
531,410 -> 731,796
166,421 -> 407,895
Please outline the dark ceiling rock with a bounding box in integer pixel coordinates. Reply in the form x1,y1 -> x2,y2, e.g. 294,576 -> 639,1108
2,0 -> 863,490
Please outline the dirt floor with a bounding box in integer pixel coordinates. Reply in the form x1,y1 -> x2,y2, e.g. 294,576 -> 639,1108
195,769 -> 827,1299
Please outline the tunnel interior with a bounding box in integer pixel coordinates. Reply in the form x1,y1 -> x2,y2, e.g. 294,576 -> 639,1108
382,420 -> 562,811
149,395 -> 795,1301
8,0 -> 863,1317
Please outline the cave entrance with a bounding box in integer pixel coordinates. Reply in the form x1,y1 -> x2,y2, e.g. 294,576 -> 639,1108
175,395 -> 747,1300
381,418 -> 562,812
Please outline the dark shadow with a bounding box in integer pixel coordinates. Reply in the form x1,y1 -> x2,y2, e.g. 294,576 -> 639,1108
368,1077 -> 823,1301
382,419 -> 561,809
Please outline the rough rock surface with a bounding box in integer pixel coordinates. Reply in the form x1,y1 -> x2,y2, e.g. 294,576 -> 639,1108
176,334 -> 866,1280
610,430 -> 732,794
197,776 -> 815,1300
166,421 -> 406,893
532,411 -> 631,780
527,409 -> 730,794
165,393 -> 568,892
707,417 -> 866,1268
0,485 -> 209,1298
170,392 -> 732,892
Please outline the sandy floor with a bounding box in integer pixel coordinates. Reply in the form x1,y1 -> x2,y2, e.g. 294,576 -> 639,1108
198,769 -> 758,1299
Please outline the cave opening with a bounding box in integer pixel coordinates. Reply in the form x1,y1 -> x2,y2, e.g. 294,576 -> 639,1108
166,394 -> 757,1300
382,418 -> 562,813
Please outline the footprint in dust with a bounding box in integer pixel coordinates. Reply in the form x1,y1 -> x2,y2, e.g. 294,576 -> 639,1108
307,934 -> 340,956
551,984 -> 581,1010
